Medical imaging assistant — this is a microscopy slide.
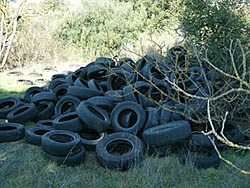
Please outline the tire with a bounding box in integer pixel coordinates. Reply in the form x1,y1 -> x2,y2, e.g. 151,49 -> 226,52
36,119 -> 54,129
95,57 -> 115,67
77,101 -> 111,133
28,72 -> 43,77
159,103 -> 173,124
7,103 -> 38,123
55,95 -> 81,117
133,81 -> 155,107
167,46 -> 187,68
178,146 -> 220,169
78,128 -> 106,150
26,127 -> 53,146
87,79 -> 104,92
140,62 -> 167,82
143,107 -> 160,130
35,101 -> 55,121
24,86 -> 47,102
52,83 -> 70,99
86,64 -> 108,80
7,71 -> 23,76
53,112 -> 85,132
104,90 -> 124,103
44,145 -> 85,166
111,101 -> 146,133
216,120 -> 246,144
73,67 -> 87,79
106,68 -> 135,90
73,77 -> 88,88
31,92 -> 58,103
0,122 -> 25,142
143,120 -> 191,147
16,79 -> 33,85
48,78 -> 67,91
41,130 -> 81,156
67,86 -> 103,100
122,85 -> 138,103
65,73 -> 78,85
86,96 -> 115,113
148,81 -> 172,104
170,71 -> 192,88
95,132 -> 144,170
0,97 -> 22,119
189,66 -> 205,82
189,133 -> 217,151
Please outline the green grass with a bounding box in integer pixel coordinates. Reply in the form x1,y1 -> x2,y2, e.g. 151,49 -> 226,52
1,71 -> 250,188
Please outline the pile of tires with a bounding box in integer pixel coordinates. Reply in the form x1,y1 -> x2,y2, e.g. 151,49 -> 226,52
0,46 -> 248,170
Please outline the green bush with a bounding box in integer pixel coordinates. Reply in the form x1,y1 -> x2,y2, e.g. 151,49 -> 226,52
179,0 -> 250,67
54,1 -> 145,57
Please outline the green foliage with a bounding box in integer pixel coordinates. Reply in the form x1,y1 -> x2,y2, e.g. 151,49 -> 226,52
126,0 -> 182,32
179,0 -> 250,66
54,1 -> 144,57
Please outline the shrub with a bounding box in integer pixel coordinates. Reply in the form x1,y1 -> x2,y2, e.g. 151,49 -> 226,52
179,0 -> 250,68
54,1 -> 145,57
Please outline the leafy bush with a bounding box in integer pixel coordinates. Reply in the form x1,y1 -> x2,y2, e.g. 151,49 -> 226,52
54,1 -> 145,57
179,0 -> 250,67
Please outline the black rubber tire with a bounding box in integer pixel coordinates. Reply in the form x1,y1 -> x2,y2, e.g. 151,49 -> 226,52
67,86 -> 103,100
73,77 -> 88,88
73,67 -> 87,79
123,85 -> 138,103
111,101 -> 146,133
48,78 -> 67,91
41,130 -> 81,156
53,112 -> 85,132
28,72 -> 43,77
51,74 -> 67,80
52,83 -> 70,99
140,62 -> 167,82
148,81 -> 172,104
143,107 -> 160,130
167,45 -> 187,67
35,101 -> 55,121
44,145 -> 85,166
77,101 -> 111,133
55,95 -> 81,117
143,120 -> 191,147
65,73 -> 78,85
189,133 -> 217,151
24,86 -> 47,102
178,146 -> 220,169
0,97 -> 22,119
104,90 -> 124,103
86,96 -> 115,113
16,79 -> 33,85
170,71 -> 192,88
106,68 -> 135,90
36,119 -> 54,129
26,127 -> 53,146
86,64 -> 108,80
7,71 -> 23,76
78,128 -> 106,151
0,122 -> 25,142
95,132 -> 144,170
133,81 -> 153,107
189,66 -> 205,82
87,79 -> 104,92
95,56 -> 115,67
159,103 -> 173,124
7,103 -> 38,123
216,120 -> 246,144
31,92 -> 58,103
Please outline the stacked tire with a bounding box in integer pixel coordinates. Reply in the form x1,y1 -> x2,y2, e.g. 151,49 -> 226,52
1,46 -> 249,170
